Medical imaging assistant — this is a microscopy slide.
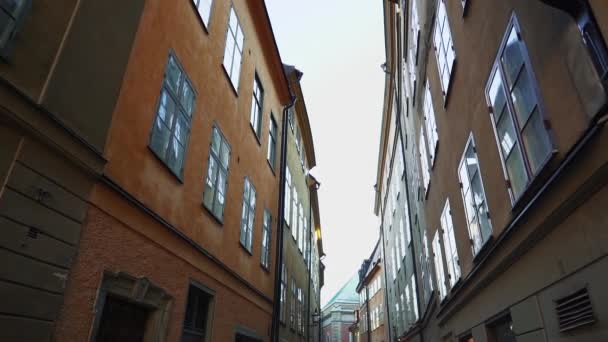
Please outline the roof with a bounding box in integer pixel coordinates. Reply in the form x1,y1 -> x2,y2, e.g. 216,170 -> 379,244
323,274 -> 359,310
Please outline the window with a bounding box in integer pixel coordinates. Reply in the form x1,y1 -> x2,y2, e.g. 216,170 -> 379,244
410,0 -> 420,63
432,231 -> 447,300
203,126 -> 230,221
292,193 -> 299,241
441,200 -> 461,288
267,114 -> 278,169
223,7 -> 244,90
392,248 -> 397,281
284,168 -> 292,226
250,74 -> 264,138
288,107 -> 295,131
261,210 -> 272,269
0,0 -> 30,58
433,0 -> 456,98
488,315 -> 516,342
458,136 -> 492,255
298,203 -> 304,252
423,82 -> 439,164
239,178 -> 256,253
419,129 -> 430,194
280,264 -> 287,323
182,284 -> 213,342
150,54 -> 196,178
290,278 -> 296,330
399,218 -> 407,260
487,20 -> 552,202
297,288 -> 303,334
191,0 -> 213,29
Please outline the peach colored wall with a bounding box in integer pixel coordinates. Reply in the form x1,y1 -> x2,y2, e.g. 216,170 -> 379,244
102,0 -> 287,300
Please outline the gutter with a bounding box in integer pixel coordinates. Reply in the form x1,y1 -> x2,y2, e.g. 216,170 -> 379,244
270,95 -> 297,342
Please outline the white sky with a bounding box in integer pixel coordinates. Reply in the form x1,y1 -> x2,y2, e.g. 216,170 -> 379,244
266,0 -> 385,306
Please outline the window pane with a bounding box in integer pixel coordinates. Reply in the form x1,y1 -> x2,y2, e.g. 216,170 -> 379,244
478,203 -> 492,244
211,128 -> 221,155
464,144 -> 478,179
204,157 -> 217,190
181,81 -> 195,117
220,141 -> 230,169
459,163 -> 470,192
231,52 -> 242,89
167,137 -> 185,174
174,114 -> 189,144
470,174 -> 485,211
167,56 -> 182,92
223,37 -> 235,74
497,109 -> 517,155
510,67 -> 537,124
150,119 -> 171,158
463,189 -> 476,225
505,146 -> 527,198
236,26 -> 244,50
489,71 -> 507,115
502,28 -> 524,86
229,9 -> 237,32
158,91 -> 176,127
522,109 -> 552,174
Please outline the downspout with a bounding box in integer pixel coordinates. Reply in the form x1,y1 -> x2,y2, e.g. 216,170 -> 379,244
270,96 -> 297,342
306,190 -> 313,342
396,104 -> 424,342
379,223 -> 393,342
366,285 -> 372,342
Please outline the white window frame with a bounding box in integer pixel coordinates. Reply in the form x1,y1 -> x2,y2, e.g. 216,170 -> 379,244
433,0 -> 456,99
441,200 -> 461,287
423,81 -> 439,164
222,7 -> 244,91
239,177 -> 256,252
458,134 -> 493,256
432,230 -> 447,300
418,128 -> 431,195
203,126 -> 230,221
191,0 -> 213,29
284,168 -> 292,226
261,209 -> 272,269
486,17 -> 553,203
250,73 -> 264,138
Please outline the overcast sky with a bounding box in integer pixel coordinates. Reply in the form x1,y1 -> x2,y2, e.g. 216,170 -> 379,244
267,0 -> 385,306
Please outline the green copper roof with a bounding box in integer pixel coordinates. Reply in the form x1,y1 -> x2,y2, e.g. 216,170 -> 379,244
323,274 -> 359,310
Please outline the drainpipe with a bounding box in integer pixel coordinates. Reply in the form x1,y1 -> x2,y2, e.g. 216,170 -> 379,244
270,96 -> 297,342
306,187 -> 313,342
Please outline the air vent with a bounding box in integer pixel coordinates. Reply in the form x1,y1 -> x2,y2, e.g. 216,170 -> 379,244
555,288 -> 595,333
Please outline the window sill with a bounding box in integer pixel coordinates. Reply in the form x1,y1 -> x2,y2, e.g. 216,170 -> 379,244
202,203 -> 224,226
148,145 -> 184,184
221,63 -> 239,97
239,241 -> 253,256
267,159 -> 276,176
472,235 -> 495,264
509,150 -> 558,212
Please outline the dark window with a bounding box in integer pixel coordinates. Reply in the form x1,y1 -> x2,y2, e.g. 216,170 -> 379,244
96,296 -> 150,342
239,177 -> 256,252
280,264 -> 287,323
182,285 -> 213,342
250,74 -> 264,137
486,16 -> 552,202
203,126 -> 230,221
0,0 -> 30,59
260,209 -> 272,269
267,114 -> 278,169
488,316 -> 516,342
149,54 -> 196,179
